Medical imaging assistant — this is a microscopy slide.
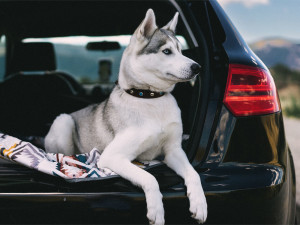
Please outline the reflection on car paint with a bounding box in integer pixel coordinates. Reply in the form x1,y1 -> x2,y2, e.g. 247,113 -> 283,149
202,106 -> 236,167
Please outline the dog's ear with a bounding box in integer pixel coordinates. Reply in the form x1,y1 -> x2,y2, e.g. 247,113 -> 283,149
136,9 -> 157,40
162,12 -> 179,33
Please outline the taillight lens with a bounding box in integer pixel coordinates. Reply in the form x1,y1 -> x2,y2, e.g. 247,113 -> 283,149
223,64 -> 280,116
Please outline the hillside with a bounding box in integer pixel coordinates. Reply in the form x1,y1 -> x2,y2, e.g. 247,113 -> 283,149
250,38 -> 300,71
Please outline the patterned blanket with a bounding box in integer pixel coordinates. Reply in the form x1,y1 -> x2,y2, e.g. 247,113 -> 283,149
0,133 -> 161,182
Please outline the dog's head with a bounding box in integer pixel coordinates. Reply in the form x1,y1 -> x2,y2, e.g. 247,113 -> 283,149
119,9 -> 201,92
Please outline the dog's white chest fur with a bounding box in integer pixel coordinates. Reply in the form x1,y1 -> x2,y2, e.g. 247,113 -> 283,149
109,87 -> 182,161
135,118 -> 176,161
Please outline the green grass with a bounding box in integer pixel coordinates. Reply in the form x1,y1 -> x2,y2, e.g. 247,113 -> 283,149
283,96 -> 300,118
270,64 -> 300,118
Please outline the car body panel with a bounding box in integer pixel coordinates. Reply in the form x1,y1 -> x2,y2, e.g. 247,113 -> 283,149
209,0 -> 266,69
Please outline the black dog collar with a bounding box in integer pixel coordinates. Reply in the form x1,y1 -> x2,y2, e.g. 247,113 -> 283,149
115,81 -> 165,99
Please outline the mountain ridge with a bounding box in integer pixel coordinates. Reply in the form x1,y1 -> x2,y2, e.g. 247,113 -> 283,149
249,37 -> 300,71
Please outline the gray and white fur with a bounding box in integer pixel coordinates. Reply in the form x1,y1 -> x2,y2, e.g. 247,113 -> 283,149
45,9 -> 207,225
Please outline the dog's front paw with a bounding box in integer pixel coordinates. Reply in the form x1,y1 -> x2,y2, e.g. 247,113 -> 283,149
147,206 -> 165,225
188,185 -> 207,224
146,194 -> 165,225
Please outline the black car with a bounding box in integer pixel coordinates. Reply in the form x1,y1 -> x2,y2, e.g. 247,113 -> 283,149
0,0 -> 296,224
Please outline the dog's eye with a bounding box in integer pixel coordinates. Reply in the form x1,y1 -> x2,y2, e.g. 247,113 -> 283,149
162,49 -> 172,55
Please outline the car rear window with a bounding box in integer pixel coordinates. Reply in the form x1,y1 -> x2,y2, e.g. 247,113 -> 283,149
22,35 -> 189,86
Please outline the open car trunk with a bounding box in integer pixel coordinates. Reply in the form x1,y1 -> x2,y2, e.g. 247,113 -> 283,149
0,0 -> 213,162
0,1 -> 221,223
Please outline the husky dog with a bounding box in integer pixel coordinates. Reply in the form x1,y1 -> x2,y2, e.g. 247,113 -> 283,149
45,9 -> 207,225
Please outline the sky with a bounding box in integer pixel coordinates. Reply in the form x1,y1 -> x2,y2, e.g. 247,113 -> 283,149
217,0 -> 300,44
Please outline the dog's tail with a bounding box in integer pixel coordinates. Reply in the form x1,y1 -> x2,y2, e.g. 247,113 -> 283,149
45,114 -> 75,155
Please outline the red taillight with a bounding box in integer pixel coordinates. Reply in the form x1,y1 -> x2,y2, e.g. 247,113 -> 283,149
223,64 -> 280,117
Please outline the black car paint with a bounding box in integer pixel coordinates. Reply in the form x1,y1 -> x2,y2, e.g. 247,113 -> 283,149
0,0 -> 296,224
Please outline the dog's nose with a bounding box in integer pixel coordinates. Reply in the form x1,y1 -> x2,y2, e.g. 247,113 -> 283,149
191,63 -> 201,75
